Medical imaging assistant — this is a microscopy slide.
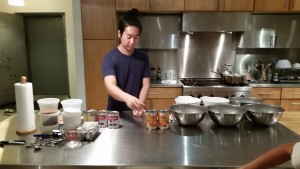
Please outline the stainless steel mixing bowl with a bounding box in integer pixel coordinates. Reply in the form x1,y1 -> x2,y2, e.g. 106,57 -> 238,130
229,97 -> 262,106
243,104 -> 285,126
169,104 -> 206,126
207,104 -> 247,127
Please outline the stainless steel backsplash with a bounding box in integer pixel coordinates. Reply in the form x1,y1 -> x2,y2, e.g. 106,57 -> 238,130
177,32 -> 237,78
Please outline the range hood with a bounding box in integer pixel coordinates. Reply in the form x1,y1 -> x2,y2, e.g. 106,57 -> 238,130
136,14 -> 181,49
182,12 -> 252,32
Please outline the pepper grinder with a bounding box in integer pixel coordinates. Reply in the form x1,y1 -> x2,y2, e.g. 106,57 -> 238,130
273,73 -> 279,82
157,67 -> 161,80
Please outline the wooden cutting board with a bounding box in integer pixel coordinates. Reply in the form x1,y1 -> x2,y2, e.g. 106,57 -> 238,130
279,111 -> 300,135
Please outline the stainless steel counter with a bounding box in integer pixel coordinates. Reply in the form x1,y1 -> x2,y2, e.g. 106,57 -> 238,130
150,79 -> 183,87
249,82 -> 300,87
150,79 -> 300,88
0,111 -> 299,169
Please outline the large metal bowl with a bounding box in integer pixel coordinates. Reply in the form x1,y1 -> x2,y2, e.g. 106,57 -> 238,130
169,104 -> 206,126
243,104 -> 285,126
229,97 -> 262,106
207,104 -> 247,127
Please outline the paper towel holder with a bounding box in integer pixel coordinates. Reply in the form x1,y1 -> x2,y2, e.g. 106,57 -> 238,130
15,76 -> 37,135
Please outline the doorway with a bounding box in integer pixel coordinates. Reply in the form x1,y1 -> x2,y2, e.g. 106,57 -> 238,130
24,15 -> 69,96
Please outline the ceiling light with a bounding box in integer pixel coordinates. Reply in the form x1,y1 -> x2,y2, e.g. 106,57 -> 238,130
8,0 -> 25,6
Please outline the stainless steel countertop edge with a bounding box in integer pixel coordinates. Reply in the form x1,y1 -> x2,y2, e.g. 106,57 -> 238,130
150,79 -> 300,88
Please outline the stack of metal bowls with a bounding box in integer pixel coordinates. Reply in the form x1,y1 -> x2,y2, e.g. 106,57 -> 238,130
229,97 -> 262,106
243,103 -> 285,126
169,104 -> 206,126
207,104 -> 247,127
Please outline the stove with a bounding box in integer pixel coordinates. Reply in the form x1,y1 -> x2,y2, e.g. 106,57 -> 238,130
181,78 -> 252,98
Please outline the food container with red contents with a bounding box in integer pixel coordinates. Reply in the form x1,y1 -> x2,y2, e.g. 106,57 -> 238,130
158,109 -> 169,129
107,111 -> 120,129
96,110 -> 108,128
146,110 -> 158,130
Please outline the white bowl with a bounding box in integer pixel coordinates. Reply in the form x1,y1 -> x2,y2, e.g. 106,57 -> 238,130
175,96 -> 201,106
275,59 -> 292,69
293,63 -> 300,69
201,96 -> 230,107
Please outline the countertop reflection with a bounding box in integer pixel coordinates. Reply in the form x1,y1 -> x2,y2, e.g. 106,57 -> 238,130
0,111 -> 299,169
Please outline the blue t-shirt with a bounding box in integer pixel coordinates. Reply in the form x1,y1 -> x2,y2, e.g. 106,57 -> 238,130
102,48 -> 151,111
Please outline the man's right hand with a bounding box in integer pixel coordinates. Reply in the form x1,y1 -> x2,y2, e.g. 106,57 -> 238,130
125,96 -> 145,114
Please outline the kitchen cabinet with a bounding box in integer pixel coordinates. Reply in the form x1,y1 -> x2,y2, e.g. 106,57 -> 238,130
81,0 -> 116,110
254,0 -> 289,12
251,87 -> 281,106
81,0 -> 116,39
289,0 -> 300,11
220,0 -> 254,11
150,0 -> 184,11
184,0 -> 253,11
83,40 -> 116,110
280,88 -> 300,111
184,0 -> 218,11
116,0 -> 149,11
147,87 -> 182,110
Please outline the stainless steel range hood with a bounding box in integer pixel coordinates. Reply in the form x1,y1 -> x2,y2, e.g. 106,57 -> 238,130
182,12 -> 252,32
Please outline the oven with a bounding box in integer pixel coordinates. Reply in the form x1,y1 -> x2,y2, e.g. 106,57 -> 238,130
181,78 -> 252,98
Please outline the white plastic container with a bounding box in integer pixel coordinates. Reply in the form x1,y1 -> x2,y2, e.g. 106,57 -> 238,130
37,98 -> 60,113
38,110 -> 60,126
61,99 -> 83,128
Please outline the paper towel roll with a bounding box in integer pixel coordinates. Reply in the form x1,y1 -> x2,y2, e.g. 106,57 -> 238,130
14,77 -> 36,134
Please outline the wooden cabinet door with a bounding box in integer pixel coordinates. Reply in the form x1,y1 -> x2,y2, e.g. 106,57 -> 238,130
254,0 -> 289,12
148,87 -> 182,99
251,88 -> 281,100
262,99 -> 281,106
147,87 -> 182,110
150,0 -> 184,11
220,0 -> 254,11
150,99 -> 176,110
281,100 -> 300,111
281,88 -> 300,99
83,40 -> 115,110
81,0 -> 116,39
116,0 -> 149,11
289,0 -> 300,11
184,0 -> 218,11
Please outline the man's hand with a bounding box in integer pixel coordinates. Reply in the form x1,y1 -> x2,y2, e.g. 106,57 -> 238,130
133,109 -> 145,117
125,96 -> 145,114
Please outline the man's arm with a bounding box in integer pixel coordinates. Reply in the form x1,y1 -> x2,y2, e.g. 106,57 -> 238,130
239,143 -> 295,169
138,77 -> 150,104
103,75 -> 145,111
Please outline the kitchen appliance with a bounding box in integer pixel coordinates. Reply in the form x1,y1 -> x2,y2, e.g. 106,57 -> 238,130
182,12 -> 251,32
181,78 -> 252,98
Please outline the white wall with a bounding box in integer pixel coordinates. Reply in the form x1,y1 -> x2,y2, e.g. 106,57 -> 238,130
0,0 -> 86,109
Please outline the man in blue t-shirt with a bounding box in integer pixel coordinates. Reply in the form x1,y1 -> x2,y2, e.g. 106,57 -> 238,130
102,9 -> 150,116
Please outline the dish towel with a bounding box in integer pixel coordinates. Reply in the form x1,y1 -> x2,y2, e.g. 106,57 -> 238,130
161,80 -> 177,84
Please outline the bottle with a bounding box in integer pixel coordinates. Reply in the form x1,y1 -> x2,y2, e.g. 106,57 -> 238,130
157,67 -> 161,80
267,69 -> 272,82
273,73 -> 278,83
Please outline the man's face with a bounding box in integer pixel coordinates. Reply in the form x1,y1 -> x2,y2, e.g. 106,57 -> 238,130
119,26 -> 140,52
